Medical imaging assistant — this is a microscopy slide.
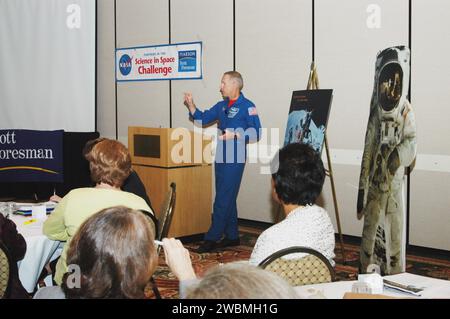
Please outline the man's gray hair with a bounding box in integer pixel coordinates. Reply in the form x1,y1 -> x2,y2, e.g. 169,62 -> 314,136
224,71 -> 244,91
185,262 -> 299,299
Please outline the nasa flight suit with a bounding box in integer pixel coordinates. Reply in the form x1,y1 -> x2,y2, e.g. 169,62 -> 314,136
357,46 -> 417,275
190,93 -> 262,242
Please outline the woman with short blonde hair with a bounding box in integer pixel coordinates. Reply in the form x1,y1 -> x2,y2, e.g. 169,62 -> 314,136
44,139 -> 153,285
86,139 -> 131,188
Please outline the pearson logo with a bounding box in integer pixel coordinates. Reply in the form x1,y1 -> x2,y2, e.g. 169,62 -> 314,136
119,54 -> 132,76
178,50 -> 196,72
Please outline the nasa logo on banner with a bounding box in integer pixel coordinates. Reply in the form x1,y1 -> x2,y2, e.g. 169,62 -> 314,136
119,54 -> 132,76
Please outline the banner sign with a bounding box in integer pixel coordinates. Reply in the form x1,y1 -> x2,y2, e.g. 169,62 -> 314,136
116,41 -> 202,81
0,130 -> 63,182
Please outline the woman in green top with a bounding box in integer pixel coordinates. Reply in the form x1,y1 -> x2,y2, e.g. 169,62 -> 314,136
43,139 -> 153,285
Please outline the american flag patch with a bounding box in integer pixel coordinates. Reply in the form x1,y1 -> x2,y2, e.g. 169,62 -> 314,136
248,107 -> 258,116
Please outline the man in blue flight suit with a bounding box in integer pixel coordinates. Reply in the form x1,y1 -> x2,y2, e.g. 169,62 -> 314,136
184,71 -> 262,253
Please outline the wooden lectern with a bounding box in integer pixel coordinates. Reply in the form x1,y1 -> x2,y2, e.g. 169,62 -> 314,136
128,127 -> 212,237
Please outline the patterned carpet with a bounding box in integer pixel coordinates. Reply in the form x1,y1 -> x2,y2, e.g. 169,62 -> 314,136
145,225 -> 450,299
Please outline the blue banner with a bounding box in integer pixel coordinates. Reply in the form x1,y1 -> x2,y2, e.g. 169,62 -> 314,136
0,130 -> 63,182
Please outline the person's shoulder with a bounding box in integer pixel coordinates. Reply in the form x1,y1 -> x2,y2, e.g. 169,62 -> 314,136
68,187 -> 93,195
257,222 -> 283,241
304,204 -> 328,216
33,286 -> 66,299
212,99 -> 227,108
239,93 -> 255,107
120,191 -> 152,211
63,187 -> 92,199
308,205 -> 334,227
0,213 -> 7,226
67,187 -> 119,201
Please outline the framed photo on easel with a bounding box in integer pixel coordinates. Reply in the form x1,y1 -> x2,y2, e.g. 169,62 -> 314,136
283,89 -> 333,154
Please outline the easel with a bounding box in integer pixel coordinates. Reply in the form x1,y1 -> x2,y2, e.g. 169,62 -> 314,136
307,62 -> 347,264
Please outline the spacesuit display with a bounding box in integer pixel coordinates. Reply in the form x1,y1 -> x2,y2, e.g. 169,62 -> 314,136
357,46 -> 417,275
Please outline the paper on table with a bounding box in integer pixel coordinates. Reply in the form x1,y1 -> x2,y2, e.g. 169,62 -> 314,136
32,205 -> 47,220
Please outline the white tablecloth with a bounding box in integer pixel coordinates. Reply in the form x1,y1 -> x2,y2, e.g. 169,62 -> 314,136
294,272 -> 450,299
10,214 -> 62,293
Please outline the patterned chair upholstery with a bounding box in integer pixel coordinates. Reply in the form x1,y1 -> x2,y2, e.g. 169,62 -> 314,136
258,246 -> 335,286
0,241 -> 12,299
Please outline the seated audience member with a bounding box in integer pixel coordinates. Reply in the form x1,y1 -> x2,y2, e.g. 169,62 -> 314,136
248,143 -> 335,266
162,238 -> 299,299
0,213 -> 29,299
43,139 -> 153,285
35,206 -> 158,299
50,137 -> 153,212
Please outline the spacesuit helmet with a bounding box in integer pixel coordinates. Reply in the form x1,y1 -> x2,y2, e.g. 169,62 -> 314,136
374,46 -> 410,115
378,62 -> 403,112
373,46 -> 410,146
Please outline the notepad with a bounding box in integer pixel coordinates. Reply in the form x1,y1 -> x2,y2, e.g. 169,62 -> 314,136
14,201 -> 56,216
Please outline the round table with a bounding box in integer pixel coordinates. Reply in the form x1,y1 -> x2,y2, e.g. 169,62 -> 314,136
10,214 -> 62,293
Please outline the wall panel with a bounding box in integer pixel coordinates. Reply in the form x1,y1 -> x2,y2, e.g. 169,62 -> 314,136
315,0 -> 409,235
97,0 -> 116,139
171,0 -> 233,129
410,0 -> 450,250
116,0 -> 170,144
235,0 -> 312,222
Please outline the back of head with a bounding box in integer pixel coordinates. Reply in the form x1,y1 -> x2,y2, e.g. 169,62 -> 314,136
82,137 -> 107,158
224,70 -> 244,91
62,206 -> 157,299
86,138 -> 131,188
186,262 -> 298,299
271,143 -> 325,206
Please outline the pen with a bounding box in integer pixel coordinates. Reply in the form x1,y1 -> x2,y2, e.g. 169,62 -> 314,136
154,240 -> 164,246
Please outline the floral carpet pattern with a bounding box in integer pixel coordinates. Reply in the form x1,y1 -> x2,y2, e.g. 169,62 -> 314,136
145,226 -> 450,299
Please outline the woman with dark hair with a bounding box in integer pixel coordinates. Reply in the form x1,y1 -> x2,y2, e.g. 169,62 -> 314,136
248,143 -> 335,266
43,139 -> 153,285
35,206 -> 158,299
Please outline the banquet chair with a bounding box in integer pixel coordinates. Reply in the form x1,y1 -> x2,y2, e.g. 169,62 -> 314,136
138,209 -> 161,299
139,209 -> 159,239
0,241 -> 12,299
157,182 -> 177,243
142,182 -> 176,299
258,246 -> 335,286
